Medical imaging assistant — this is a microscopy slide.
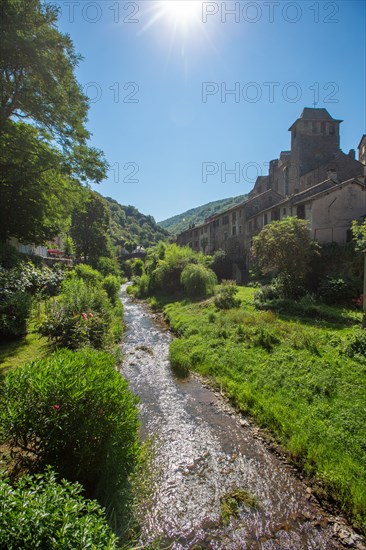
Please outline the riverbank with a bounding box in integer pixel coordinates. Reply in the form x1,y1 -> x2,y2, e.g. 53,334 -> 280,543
145,286 -> 366,536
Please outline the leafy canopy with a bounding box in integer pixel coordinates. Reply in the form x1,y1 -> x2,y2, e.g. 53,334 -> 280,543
252,217 -> 319,284
0,0 -> 88,147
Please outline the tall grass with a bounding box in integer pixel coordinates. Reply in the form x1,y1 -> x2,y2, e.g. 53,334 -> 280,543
163,290 -> 366,534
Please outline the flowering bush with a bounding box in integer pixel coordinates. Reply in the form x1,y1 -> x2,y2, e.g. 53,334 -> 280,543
0,470 -> 117,549
0,349 -> 140,511
39,276 -> 116,349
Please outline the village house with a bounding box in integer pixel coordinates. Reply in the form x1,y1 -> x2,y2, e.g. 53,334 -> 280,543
177,108 -> 366,282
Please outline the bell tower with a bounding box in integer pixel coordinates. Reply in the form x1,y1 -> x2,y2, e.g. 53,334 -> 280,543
289,108 -> 342,179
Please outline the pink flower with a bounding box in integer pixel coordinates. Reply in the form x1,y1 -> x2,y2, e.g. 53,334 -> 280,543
52,404 -> 60,410
82,313 -> 88,320
89,312 -> 94,318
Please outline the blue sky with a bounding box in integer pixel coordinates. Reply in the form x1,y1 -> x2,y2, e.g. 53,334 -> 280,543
55,0 -> 366,221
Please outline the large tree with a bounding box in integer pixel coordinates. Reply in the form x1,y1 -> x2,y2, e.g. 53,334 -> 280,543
0,121 -> 78,244
0,0 -> 88,148
251,217 -> 319,293
70,192 -> 112,264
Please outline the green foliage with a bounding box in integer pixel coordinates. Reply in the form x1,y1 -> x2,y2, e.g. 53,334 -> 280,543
343,330 -> 366,360
214,280 -> 241,309
0,469 -> 117,549
102,275 -> 121,305
105,197 -> 169,249
74,263 -> 102,285
131,259 -> 145,277
39,276 -> 117,350
97,256 -> 120,277
209,249 -> 232,281
0,122 -> 75,244
0,261 -> 65,338
159,194 -> 247,235
318,275 -> 359,305
252,217 -> 320,296
63,235 -> 75,257
70,191 -> 112,264
0,291 -> 33,338
0,243 -> 21,269
220,489 -> 259,525
0,349 -> 140,508
0,0 -> 106,171
352,219 -> 366,252
180,264 -> 217,298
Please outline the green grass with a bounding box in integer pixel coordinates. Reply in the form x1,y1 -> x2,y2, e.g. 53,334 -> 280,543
0,327 -> 48,375
156,288 -> 366,534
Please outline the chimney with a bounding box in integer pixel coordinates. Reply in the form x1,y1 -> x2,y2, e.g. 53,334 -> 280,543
327,168 -> 338,181
349,149 -> 356,159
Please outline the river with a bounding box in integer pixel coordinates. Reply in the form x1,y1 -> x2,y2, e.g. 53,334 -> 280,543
120,285 -> 346,549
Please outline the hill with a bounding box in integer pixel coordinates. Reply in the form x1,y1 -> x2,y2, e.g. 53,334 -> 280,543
158,195 -> 248,235
102,196 -> 169,251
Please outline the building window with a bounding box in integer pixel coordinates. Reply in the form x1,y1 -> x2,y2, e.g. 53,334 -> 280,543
283,208 -> 287,215
232,226 -> 237,236
224,232 -> 228,241
239,209 -> 242,218
297,204 -> 305,219
249,221 -> 253,232
346,229 -> 353,243
263,213 -> 268,225
312,122 -> 317,133
222,215 -> 229,225
329,124 -> 335,135
232,212 -> 237,223
239,225 -> 242,234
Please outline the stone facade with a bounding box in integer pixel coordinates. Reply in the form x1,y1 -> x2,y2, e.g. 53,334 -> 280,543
177,108 -> 366,280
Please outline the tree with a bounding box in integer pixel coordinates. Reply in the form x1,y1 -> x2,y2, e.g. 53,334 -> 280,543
251,217 -> 319,294
70,192 -> 112,264
352,219 -> 366,252
0,121 -> 75,244
0,0 -> 87,148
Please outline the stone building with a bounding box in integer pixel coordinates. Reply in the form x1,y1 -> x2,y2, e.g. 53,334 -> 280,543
177,108 -> 366,282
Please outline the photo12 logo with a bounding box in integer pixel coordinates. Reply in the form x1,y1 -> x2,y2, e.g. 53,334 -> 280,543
109,162 -> 140,184
202,161 -> 301,183
83,82 -> 140,104
202,81 -> 339,104
201,2 -> 340,24
51,2 -> 140,24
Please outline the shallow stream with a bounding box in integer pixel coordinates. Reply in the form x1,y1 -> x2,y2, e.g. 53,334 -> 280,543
120,285 -> 344,549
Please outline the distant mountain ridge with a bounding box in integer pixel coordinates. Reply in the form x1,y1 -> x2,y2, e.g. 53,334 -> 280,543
101,195 -> 169,250
158,195 -> 248,235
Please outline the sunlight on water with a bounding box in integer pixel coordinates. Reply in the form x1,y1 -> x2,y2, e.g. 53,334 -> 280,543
120,285 -> 341,549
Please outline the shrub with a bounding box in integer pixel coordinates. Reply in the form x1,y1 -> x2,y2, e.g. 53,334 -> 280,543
97,256 -> 120,277
0,469 -> 117,549
134,273 -> 150,298
102,275 -> 121,305
214,280 -> 241,309
131,258 -> 145,277
180,264 -> 217,298
318,275 -> 359,305
0,290 -> 32,337
0,242 -> 21,268
39,277 -> 115,349
344,329 -> 366,359
209,249 -> 232,280
74,263 -> 102,285
0,349 -> 140,509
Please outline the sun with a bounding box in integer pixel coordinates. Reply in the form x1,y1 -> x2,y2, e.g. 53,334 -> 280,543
156,0 -> 203,29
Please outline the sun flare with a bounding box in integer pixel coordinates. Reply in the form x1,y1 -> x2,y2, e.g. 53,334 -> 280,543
157,0 -> 203,29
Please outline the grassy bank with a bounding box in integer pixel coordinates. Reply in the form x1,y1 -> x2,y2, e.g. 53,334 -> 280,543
151,287 -> 366,534
0,320 -> 48,375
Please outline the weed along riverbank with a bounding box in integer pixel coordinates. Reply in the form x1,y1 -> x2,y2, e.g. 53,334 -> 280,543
120,284 -> 365,549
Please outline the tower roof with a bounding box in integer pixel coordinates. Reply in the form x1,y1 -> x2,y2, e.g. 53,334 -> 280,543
288,108 -> 342,130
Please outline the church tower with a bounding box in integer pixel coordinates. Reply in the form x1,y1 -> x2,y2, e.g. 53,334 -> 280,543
289,108 -> 342,181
